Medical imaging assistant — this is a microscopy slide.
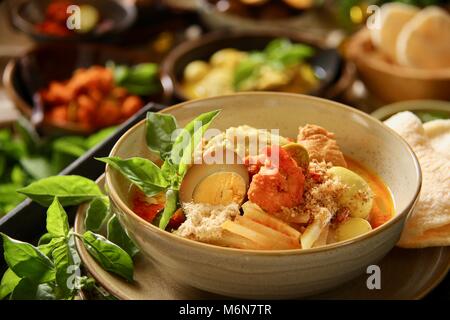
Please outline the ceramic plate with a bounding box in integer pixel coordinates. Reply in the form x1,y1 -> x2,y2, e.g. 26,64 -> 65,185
75,176 -> 450,300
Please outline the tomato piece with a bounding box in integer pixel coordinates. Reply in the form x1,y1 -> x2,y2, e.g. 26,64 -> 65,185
132,197 -> 164,223
167,208 -> 186,230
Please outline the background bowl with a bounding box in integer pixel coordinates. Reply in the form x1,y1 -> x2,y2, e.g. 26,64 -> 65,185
10,0 -> 137,42
346,29 -> 450,103
197,0 -> 336,39
371,100 -> 450,122
3,43 -> 170,136
161,30 -> 350,101
104,92 -> 421,299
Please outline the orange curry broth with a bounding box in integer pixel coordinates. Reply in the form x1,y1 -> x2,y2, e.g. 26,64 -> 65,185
345,157 -> 395,229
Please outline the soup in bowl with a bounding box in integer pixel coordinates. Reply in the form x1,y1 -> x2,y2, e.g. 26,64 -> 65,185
104,93 -> 421,298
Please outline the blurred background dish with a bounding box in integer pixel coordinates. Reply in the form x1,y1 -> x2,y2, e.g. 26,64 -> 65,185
10,0 -> 137,42
3,43 -> 169,135
197,0 -> 336,39
161,31 -> 349,101
371,100 -> 450,122
345,28 -> 450,103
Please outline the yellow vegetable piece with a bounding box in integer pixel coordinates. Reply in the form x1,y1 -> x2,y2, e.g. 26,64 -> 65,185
328,166 -> 374,219
336,217 -> 372,242
184,60 -> 209,83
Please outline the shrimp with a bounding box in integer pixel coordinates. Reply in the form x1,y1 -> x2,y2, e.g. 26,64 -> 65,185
245,146 -> 305,214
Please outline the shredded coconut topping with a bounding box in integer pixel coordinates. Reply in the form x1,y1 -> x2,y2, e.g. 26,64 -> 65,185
282,160 -> 347,226
175,202 -> 239,242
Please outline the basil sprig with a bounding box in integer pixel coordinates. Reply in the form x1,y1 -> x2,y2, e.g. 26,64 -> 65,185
0,175 -> 137,300
98,110 -> 221,230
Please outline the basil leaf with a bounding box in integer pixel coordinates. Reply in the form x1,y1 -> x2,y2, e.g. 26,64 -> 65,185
46,197 -> 69,237
14,116 -> 41,153
0,184 -> 26,206
85,126 -> 116,149
146,112 -> 178,159
159,189 -> 178,230
52,136 -> 87,157
107,215 -> 139,258
10,279 -> 55,300
38,237 -> 64,257
0,268 -> 21,300
38,233 -> 53,246
0,154 -> 5,178
1,233 -> 54,283
52,236 -> 80,298
97,157 -> 168,196
20,157 -> 54,180
170,110 -> 221,177
85,196 -> 110,232
10,165 -> 27,185
82,231 -> 134,282
17,175 -> 103,207
233,52 -> 265,90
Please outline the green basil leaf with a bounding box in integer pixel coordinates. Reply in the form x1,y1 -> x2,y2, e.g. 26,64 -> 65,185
52,236 -> 80,298
146,112 -> 178,159
85,126 -> 116,149
159,189 -> 178,230
38,233 -> 53,246
10,165 -> 27,185
20,157 -> 54,180
85,196 -> 110,232
97,157 -> 168,196
82,231 -> 134,282
0,184 -> 26,206
46,197 -> 70,237
17,175 -> 103,207
127,63 -> 158,83
0,268 -> 21,300
0,154 -> 6,178
52,136 -> 87,157
10,278 -> 55,300
107,215 -> 139,258
1,233 -> 55,283
38,237 -> 64,257
170,110 -> 221,177
233,52 -> 265,90
14,116 -> 41,153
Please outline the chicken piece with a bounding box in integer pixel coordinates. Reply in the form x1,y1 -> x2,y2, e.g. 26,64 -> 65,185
297,124 -> 347,167
245,146 -> 305,214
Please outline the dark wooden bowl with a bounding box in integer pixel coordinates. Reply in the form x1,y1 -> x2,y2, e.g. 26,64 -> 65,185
160,30 -> 349,102
3,43 -> 172,136
10,0 -> 137,42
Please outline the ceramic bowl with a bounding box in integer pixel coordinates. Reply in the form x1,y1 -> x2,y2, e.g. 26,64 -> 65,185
371,100 -> 450,122
346,29 -> 450,103
104,92 -> 421,299
10,0 -> 137,42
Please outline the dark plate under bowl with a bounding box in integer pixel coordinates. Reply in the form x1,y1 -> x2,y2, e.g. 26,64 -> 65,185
3,43 -> 171,136
160,31 -> 346,101
10,0 -> 137,42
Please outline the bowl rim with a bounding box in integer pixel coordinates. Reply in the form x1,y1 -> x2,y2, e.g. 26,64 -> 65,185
105,92 -> 422,256
160,29 -> 343,101
346,28 -> 450,80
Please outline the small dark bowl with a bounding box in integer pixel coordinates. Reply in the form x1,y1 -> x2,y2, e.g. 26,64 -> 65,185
10,0 -> 137,42
3,43 -> 171,136
161,31 -> 349,101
